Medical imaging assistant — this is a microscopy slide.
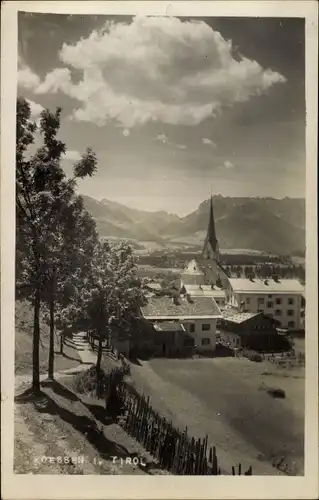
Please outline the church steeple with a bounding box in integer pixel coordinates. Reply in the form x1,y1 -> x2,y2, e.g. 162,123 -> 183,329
202,195 -> 219,261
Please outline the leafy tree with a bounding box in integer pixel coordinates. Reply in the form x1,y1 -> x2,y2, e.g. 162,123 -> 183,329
16,97 -> 98,390
76,240 -> 146,395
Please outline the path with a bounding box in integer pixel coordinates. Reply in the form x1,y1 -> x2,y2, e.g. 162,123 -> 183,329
16,332 -> 97,391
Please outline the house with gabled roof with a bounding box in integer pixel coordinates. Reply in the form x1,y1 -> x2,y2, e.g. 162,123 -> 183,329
141,293 -> 222,354
217,306 -> 290,352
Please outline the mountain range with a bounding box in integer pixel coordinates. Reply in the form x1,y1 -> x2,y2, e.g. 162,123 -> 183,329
82,195 -> 305,256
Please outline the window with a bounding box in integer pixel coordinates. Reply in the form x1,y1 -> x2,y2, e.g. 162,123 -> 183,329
288,298 -> 294,305
288,321 -> 295,329
246,298 -> 251,304
189,323 -> 195,333
267,301 -> 273,308
201,338 -> 211,345
268,294 -> 273,298
275,309 -> 282,316
287,310 -> 294,317
258,298 -> 265,305
202,323 -> 210,331
275,298 -> 282,305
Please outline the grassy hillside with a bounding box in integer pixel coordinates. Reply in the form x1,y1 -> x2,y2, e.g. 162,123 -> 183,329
15,300 -> 81,375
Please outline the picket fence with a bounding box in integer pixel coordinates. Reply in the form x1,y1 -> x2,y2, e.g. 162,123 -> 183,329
100,365 -> 252,476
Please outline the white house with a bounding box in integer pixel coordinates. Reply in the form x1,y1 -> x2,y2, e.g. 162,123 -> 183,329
228,277 -> 305,330
141,294 -> 222,353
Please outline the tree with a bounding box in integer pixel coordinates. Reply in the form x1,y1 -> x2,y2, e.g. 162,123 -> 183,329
16,97 -> 98,390
77,240 -> 146,395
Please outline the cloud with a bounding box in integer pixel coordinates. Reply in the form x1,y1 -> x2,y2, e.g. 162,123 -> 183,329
26,99 -> 44,121
122,128 -> 130,137
202,138 -> 217,147
224,160 -> 234,169
35,68 -> 72,94
63,150 -> 82,161
25,16 -> 286,128
18,64 -> 40,90
156,134 -> 186,150
156,133 -> 168,144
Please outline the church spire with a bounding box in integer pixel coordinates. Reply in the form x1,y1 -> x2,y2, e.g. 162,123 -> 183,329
202,194 -> 219,261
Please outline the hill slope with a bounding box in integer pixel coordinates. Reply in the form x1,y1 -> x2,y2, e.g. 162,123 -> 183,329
82,195 -> 305,255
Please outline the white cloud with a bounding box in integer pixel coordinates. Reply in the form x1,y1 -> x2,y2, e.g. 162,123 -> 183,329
25,16 -> 286,128
18,65 -> 40,90
26,99 -> 44,121
63,150 -> 82,161
202,138 -> 217,147
176,144 -> 186,150
224,160 -> 234,169
122,128 -> 130,137
156,133 -> 168,144
35,68 -> 72,94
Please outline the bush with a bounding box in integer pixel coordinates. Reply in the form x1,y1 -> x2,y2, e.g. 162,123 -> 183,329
72,364 -> 127,395
72,366 -> 107,394
243,349 -> 263,362
267,387 -> 286,399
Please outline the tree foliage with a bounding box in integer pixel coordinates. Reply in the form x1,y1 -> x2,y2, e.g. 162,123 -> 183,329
16,96 -> 146,392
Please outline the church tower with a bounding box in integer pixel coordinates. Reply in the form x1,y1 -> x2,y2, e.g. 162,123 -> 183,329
202,195 -> 220,262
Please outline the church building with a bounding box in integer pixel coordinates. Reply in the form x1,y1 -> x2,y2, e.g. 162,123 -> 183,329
181,196 -> 231,297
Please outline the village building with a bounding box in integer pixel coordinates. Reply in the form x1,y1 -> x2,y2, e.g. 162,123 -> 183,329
217,307 -> 289,352
227,277 -> 305,330
140,294 -> 222,355
180,196 -> 231,292
180,196 -> 305,333
180,283 -> 227,310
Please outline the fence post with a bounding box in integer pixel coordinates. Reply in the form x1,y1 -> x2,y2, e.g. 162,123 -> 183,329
212,446 -> 218,475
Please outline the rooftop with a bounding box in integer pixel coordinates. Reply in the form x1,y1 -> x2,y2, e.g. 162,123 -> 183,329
229,278 -> 304,294
183,284 -> 226,298
153,322 -> 185,332
141,295 -> 222,319
182,258 -> 229,284
221,307 -> 260,324
182,259 -> 205,276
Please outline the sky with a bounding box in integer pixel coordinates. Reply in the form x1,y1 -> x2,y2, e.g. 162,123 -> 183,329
17,13 -> 305,215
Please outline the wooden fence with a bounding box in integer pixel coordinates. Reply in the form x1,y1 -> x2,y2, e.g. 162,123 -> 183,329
116,380 -> 252,476
241,348 -> 305,367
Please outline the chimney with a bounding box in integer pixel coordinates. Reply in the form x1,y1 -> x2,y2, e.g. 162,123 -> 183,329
186,293 -> 193,303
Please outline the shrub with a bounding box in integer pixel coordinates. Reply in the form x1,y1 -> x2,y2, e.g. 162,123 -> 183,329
243,349 -> 263,362
267,387 -> 286,399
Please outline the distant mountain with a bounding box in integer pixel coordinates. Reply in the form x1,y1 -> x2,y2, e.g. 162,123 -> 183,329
82,195 -> 305,255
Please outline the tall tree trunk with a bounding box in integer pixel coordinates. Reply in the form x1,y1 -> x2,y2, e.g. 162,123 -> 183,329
48,292 -> 55,379
60,330 -> 64,355
96,331 -> 103,397
32,287 -> 41,393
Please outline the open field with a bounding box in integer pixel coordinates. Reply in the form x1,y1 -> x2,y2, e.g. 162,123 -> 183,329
129,356 -> 304,475
137,264 -> 182,277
